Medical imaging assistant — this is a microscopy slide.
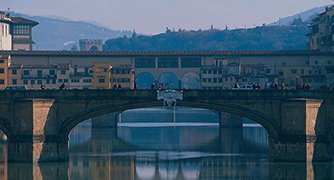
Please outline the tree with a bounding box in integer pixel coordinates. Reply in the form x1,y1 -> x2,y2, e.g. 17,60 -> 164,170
70,44 -> 77,51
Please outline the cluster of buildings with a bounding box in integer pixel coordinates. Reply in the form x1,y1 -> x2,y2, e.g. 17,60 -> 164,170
1,7 -> 334,90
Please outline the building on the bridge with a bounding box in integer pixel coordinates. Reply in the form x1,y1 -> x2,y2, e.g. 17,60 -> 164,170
93,62 -> 134,89
0,12 -> 38,51
307,5 -> 334,52
79,39 -> 103,51
93,62 -> 112,89
111,64 -> 135,89
0,54 -> 10,89
7,63 -> 93,90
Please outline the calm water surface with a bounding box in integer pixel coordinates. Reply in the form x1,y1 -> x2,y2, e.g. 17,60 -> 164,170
2,107 -> 334,179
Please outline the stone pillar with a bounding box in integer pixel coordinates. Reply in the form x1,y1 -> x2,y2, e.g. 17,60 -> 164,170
219,128 -> 243,154
7,99 -> 68,162
91,112 -> 119,128
269,99 -> 332,162
178,80 -> 181,89
218,112 -> 243,128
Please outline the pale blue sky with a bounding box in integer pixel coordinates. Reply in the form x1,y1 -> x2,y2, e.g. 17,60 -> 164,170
1,0 -> 332,34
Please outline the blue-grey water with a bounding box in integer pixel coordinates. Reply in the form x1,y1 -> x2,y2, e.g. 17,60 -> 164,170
1,107 -> 334,179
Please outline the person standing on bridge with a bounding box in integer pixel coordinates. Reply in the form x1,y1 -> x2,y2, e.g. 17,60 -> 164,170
40,83 -> 45,90
151,83 -> 155,89
118,84 -> 122,89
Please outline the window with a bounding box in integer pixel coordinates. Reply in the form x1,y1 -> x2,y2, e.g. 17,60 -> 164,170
314,61 -> 318,65
99,79 -> 105,83
208,78 -> 212,82
0,60 -> 4,63
135,58 -> 155,68
301,69 -> 304,74
64,79 -> 68,83
218,70 -> 222,74
49,70 -> 55,75
61,70 -> 66,75
0,79 -> 4,84
12,79 -> 17,85
266,69 -> 271,74
113,78 -> 116,82
208,70 -> 212,74
158,58 -> 178,68
202,78 -> 207,82
37,70 -> 42,78
303,79 -> 306,83
282,62 -> 286,66
278,71 -> 284,76
117,78 -> 130,82
218,78 -> 222,83
37,80 -> 42,84
0,69 -> 4,74
58,79 -> 63,83
23,70 -> 29,75
291,69 -> 297,74
13,25 -> 30,35
52,79 -> 56,84
31,80 -> 35,84
213,70 -> 217,74
181,58 -> 201,68
71,79 -> 80,83
213,78 -> 217,83
12,70 -> 17,74
203,70 -> 207,74
308,79 -> 312,83
46,79 -> 50,84
83,79 -> 92,83
23,80 -> 28,84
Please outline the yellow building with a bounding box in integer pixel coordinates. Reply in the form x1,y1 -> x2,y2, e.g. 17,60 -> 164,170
93,62 -> 112,89
111,65 -> 135,89
0,54 -> 10,89
277,66 -> 314,89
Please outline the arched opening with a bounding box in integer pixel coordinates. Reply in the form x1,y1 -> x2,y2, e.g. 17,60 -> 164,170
135,72 -> 155,89
158,72 -> 178,89
89,46 -> 99,51
181,72 -> 201,89
63,101 -> 284,179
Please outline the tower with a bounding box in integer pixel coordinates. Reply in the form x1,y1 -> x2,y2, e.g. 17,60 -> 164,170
79,39 -> 103,51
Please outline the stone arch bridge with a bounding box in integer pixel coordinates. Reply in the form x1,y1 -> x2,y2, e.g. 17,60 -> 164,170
0,89 -> 333,162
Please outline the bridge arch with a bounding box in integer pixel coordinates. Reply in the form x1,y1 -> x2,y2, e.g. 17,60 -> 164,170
158,72 -> 179,89
0,117 -> 13,140
181,72 -> 201,89
89,46 -> 99,51
135,72 -> 155,89
59,101 -> 279,141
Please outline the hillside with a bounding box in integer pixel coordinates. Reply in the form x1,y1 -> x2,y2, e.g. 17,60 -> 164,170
11,13 -> 132,50
104,25 -> 309,51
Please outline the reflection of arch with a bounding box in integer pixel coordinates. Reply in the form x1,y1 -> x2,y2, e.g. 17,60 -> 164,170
135,72 -> 155,89
135,164 -> 156,180
181,72 -> 201,89
158,72 -> 178,89
60,101 -> 279,141
89,46 -> 99,51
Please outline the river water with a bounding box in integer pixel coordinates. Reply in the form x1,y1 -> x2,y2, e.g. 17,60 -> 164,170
1,107 -> 334,179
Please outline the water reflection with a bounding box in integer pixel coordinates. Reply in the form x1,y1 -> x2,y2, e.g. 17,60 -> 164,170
1,122 -> 333,179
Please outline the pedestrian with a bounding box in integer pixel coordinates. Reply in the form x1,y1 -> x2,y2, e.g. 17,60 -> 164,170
30,85 -> 34,90
112,84 -> 117,89
59,82 -> 65,90
281,82 -> 285,90
151,83 -> 155,89
118,84 -> 121,89
40,83 -> 45,90
265,82 -> 269,90
158,84 -> 162,90
252,82 -> 256,90
275,82 -> 279,90
256,82 -> 261,90
306,83 -> 310,90
134,82 -> 137,89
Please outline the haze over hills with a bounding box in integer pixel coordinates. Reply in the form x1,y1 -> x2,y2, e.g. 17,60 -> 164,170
8,5 -> 331,51
10,12 -> 132,50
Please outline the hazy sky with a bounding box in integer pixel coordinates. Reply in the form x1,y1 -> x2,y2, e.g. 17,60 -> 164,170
1,0 -> 333,34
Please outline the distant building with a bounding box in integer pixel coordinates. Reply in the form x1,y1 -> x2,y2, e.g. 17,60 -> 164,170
0,11 -> 38,51
307,6 -> 334,51
92,62 -> 111,89
79,39 -> 103,51
0,54 -> 10,89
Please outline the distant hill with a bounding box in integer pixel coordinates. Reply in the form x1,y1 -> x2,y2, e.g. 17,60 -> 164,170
10,12 -> 132,50
104,25 -> 309,51
269,5 -> 331,26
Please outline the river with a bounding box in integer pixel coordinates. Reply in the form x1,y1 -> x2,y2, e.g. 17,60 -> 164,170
1,107 -> 333,179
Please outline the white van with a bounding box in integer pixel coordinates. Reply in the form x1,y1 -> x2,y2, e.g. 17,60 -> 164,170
2,85 -> 27,90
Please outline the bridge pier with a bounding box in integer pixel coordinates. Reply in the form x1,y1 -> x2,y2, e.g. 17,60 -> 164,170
7,99 -> 68,162
91,112 -> 119,128
218,112 -> 243,128
269,99 -> 332,162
